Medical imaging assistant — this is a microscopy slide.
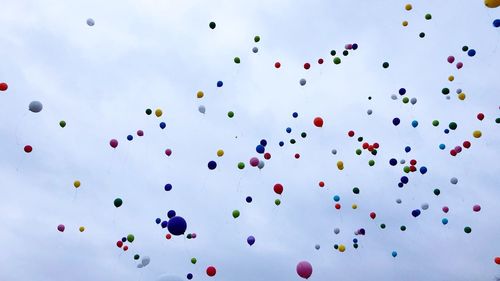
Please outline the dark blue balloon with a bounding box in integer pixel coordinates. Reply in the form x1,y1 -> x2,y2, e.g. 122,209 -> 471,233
286,127 -> 292,133
246,196 -> 252,203
167,210 -> 176,218
352,43 -> 358,50
127,135 -> 133,141
164,183 -> 172,191
401,176 -> 409,184
393,118 -> 400,126
420,166 -> 427,174
467,49 -> 476,57
155,218 -> 161,224
399,88 -> 406,95
167,216 -> 187,236
159,122 -> 166,129
256,145 -> 265,154
389,158 -> 397,166
444,129 -> 450,134
161,220 -> 168,228
405,146 -> 411,153
292,112 -> 298,118
398,182 -> 404,188
217,81 -> 223,87
208,160 -> 217,170
359,228 -> 366,235
187,273 -> 193,280
412,209 -> 421,217
353,238 -> 358,243
247,235 -> 255,246
260,139 -> 267,146
279,141 -> 284,147
494,19 -> 500,28
121,237 -> 127,242
411,120 -> 418,128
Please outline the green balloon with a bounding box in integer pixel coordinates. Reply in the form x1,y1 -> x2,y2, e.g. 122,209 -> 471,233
191,258 -> 197,264
127,234 -> 135,242
449,122 -> 457,130
432,120 -> 440,126
301,132 -> 307,138
380,223 -> 386,229
442,88 -> 450,95
400,225 -> 407,231
382,62 -> 389,68
232,210 -> 240,218
402,97 -> 409,104
403,166 -> 410,173
145,108 -> 152,115
464,226 -> 472,233
371,149 -> 377,156
254,36 -> 260,43
368,159 -> 375,166
343,50 -> 349,56
114,198 -> 123,208
434,188 -> 441,196
290,139 -> 296,144
234,57 -> 241,64
330,50 -> 337,56
355,149 -> 362,155
237,162 -> 245,169
59,120 -> 66,128
352,187 -> 360,194
275,199 -> 281,206
425,13 -> 432,20
496,117 -> 500,124
228,111 -> 234,118
333,57 -> 341,64
357,137 -> 363,142
462,46 -> 469,52
353,243 -> 358,249
134,254 -> 140,260
209,21 -> 216,29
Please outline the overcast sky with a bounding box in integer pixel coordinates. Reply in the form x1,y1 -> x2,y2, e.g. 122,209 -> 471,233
0,0 -> 499,280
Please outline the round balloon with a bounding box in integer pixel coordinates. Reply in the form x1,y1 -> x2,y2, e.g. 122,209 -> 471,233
167,216 -> 187,236
296,261 -> 313,279
29,101 -> 43,113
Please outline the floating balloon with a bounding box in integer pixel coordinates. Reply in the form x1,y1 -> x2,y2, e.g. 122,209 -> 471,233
209,22 -> 216,29
247,235 -> 255,246
0,82 -> 8,91
313,117 -> 324,127
232,210 -> 240,218
296,261 -> 313,279
141,256 -> 150,266
29,101 -> 43,113
206,266 -> 216,277
57,224 -> 65,232
110,139 -> 118,148
114,198 -> 123,208
198,105 -> 206,114
274,183 -> 283,195
87,18 -> 95,26
299,78 -> 306,86
79,226 -> 85,232
24,145 -> 33,153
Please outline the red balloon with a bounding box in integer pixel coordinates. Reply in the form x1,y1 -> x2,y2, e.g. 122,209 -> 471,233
410,165 -> 416,172
450,149 -> 457,156
123,245 -> 128,251
313,117 -> 323,127
0,82 -> 8,91
477,113 -> 484,121
273,183 -> 283,195
369,212 -> 376,219
274,62 -> 281,68
294,153 -> 300,159
318,181 -> 325,187
442,206 -> 449,213
335,203 -> 341,209
368,145 -> 374,151
304,63 -> 310,70
117,241 -> 123,248
264,152 -> 271,160
495,257 -> 500,265
165,234 -> 172,240
296,261 -> 313,279
472,205 -> 481,212
410,159 -> 417,165
165,149 -> 172,156
24,145 -> 33,153
373,142 -> 380,149
362,142 -> 369,149
317,58 -> 324,64
348,130 -> 355,137
109,139 -> 118,148
463,141 -> 471,149
206,266 -> 216,277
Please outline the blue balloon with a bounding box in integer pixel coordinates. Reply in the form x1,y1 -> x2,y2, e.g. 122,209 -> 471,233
161,221 -> 168,228
217,81 -> 223,87
405,146 -> 411,153
121,237 -> 127,242
279,141 -> 284,147
127,135 -> 133,141
292,112 -> 298,118
155,218 -> 161,224
442,218 -> 448,225
159,122 -> 166,129
467,49 -> 476,57
392,251 -> 398,257
246,196 -> 252,203
247,235 -> 255,246
444,129 -> 450,134
167,216 -> 187,236
167,210 -> 176,218
164,183 -> 172,191
353,238 -> 358,243
208,160 -> 217,170
393,118 -> 400,126
333,195 -> 340,202
352,43 -> 358,50
420,166 -> 427,174
286,127 -> 292,133
412,209 -> 421,217
359,228 -> 365,235
187,273 -> 193,280
398,182 -> 404,188
389,158 -> 398,166
401,176 -> 409,184
256,145 -> 265,154
494,19 -> 500,28
399,88 -> 406,95
439,143 -> 446,150
411,120 -> 418,128
260,139 -> 267,147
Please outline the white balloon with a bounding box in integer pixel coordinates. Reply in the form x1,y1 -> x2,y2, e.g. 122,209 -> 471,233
252,47 -> 258,53
367,109 -> 373,115
450,177 -> 458,185
400,159 -> 406,164
410,97 -> 417,105
141,256 -> 150,266
29,101 -> 43,113
391,94 -> 398,100
299,78 -> 306,86
334,227 -> 340,234
87,18 -> 95,26
198,105 -> 206,114
257,160 -> 265,170
421,203 -> 429,210
331,149 -> 337,155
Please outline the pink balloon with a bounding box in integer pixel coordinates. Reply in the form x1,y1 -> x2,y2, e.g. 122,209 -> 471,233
345,43 -> 352,50
296,261 -> 313,279
455,146 -> 462,153
110,139 -> 118,148
442,206 -> 449,213
165,149 -> 172,156
456,62 -> 463,69
472,205 -> 481,212
447,56 -> 455,63
57,224 -> 65,232
249,157 -> 259,167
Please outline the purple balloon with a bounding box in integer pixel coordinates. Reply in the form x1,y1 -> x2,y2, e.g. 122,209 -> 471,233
296,261 -> 313,279
247,235 -> 255,246
57,224 -> 65,232
249,157 -> 259,167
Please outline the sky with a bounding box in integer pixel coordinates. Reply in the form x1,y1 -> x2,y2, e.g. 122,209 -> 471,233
0,0 -> 499,280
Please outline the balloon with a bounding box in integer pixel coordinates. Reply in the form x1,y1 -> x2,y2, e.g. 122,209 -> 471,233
494,19 -> 500,27
137,130 -> 144,136
393,118 -> 400,126
209,22 -> 216,29
0,82 -> 8,91
456,62 -> 463,69
249,157 -> 259,167
232,210 -> 240,218
274,183 -> 283,195
141,256 -> 150,266
383,62 -> 389,68
74,180 -> 81,188
167,210 -> 176,218
464,226 -> 472,233
110,139 -> 118,148
450,177 -> 458,184
495,257 -> 500,265
337,160 -> 344,170
318,58 -> 324,64
24,145 -> 33,153
127,234 -> 135,242
275,62 -> 281,68
410,97 -> 417,104
338,244 -> 346,252
123,245 -> 128,251
396,198 -> 402,204
315,244 -> 320,250
313,117 -> 323,127
168,216 -> 187,235
392,251 -> 398,257
198,105 -> 206,114
217,81 -> 223,87
79,226 -> 85,232
187,274 -> 193,280
252,47 -> 259,53
161,221 -> 168,228
197,91 -> 204,98
275,199 -> 281,206
367,109 -> 373,115
206,266 -> 216,277
473,130 -> 482,138
114,198 -> 123,208
304,63 -> 311,70
137,264 -> 143,268
405,4 -> 412,10
247,235 -> 255,246
421,203 -> 429,210
59,120 -> 66,128
238,162 -> 245,169
57,224 -> 65,232
257,160 -> 265,169
256,145 -> 265,153
473,205 -> 481,212
331,149 -> 337,155
296,261 -> 313,279
191,258 -> 197,264
485,0 -> 500,8
425,13 -> 432,20
117,241 -> 123,248
234,57 -> 240,64
155,109 -> 162,117
370,212 -> 376,219
164,183 -> 172,191
87,18 -> 95,26
334,227 -> 340,234
246,196 -> 252,203
467,49 -> 476,57
299,78 -> 306,86
208,160 -> 217,170
227,111 -> 234,118
216,149 -> 224,157
412,209 -> 421,217
333,57 -> 341,64
29,101 -> 43,113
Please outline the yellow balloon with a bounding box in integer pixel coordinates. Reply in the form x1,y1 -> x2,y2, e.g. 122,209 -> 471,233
473,130 -> 482,138
155,109 -> 163,117
448,75 -> 454,81
485,0 -> 500,8
197,91 -> 204,98
405,4 -> 412,10
339,244 -> 346,252
337,161 -> 344,170
352,204 -> 358,209
74,180 -> 81,188
458,93 -> 466,100
402,21 -> 409,27
216,149 -> 224,157
79,226 -> 85,232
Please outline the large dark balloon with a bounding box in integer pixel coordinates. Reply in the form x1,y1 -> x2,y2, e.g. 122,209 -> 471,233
167,216 -> 187,236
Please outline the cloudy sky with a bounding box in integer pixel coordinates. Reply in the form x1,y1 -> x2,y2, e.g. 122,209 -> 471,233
0,0 -> 499,280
